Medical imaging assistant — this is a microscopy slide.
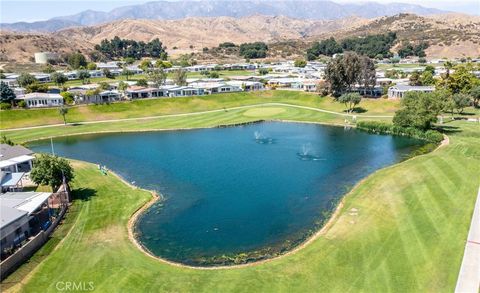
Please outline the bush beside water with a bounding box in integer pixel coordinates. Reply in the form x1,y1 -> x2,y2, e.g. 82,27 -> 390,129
356,121 -> 444,144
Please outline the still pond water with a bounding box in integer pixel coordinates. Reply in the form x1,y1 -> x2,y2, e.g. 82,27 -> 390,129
30,122 -> 425,266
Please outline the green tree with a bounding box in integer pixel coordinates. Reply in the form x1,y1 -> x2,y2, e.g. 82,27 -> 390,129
208,71 -> 220,78
66,52 -> 87,69
444,61 -> 454,77
50,72 -> 68,86
452,93 -> 472,114
99,82 -> 110,90
173,69 -> 187,86
103,68 -> 114,79
258,68 -> 269,75
60,92 -> 74,105
139,59 -> 152,72
42,64 -> 55,73
147,69 -> 167,88
358,55 -> 376,95
306,37 -> 343,60
58,106 -> 69,125
30,154 -> 74,191
118,81 -> 128,96
1,135 -> 14,146
469,86 -> 480,108
338,92 -> 362,113
409,71 -> 422,86
420,71 -> 435,86
25,82 -> 49,93
324,56 -> 347,96
438,64 -> 478,94
122,68 -> 132,81
136,79 -> 148,87
294,59 -> 307,68
239,42 -> 268,59
78,70 -> 91,84
343,52 -> 361,92
0,81 -> 16,104
17,73 -> 37,87
123,57 -> 135,65
393,91 -> 443,130
86,62 -> 97,70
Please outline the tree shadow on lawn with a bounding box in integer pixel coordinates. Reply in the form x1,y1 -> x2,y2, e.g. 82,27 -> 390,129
342,107 -> 367,114
436,125 -> 462,134
72,188 -> 97,201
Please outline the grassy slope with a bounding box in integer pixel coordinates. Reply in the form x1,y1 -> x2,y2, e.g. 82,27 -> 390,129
1,91 -> 400,129
2,106 -> 393,143
1,119 -> 478,293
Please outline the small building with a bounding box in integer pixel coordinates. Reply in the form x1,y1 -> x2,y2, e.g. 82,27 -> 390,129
225,80 -> 264,91
16,93 -> 63,108
0,79 -> 18,88
125,86 -> 166,99
0,144 -> 34,174
387,85 -> 435,99
164,86 -> 204,97
0,144 -> 34,193
34,52 -> 59,64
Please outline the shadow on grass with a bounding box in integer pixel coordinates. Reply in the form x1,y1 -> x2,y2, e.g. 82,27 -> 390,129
436,125 -> 462,134
342,107 -> 368,114
72,188 -> 97,201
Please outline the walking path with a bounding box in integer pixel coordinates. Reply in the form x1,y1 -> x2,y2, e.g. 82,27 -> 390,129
455,186 -> 480,293
1,102 -> 394,132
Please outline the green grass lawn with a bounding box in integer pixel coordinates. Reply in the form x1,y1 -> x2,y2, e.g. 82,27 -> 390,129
0,91 -> 401,130
375,63 -> 444,70
2,104 -> 394,143
1,120 -> 478,293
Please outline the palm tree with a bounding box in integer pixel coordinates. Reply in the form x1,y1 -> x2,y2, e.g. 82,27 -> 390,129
58,106 -> 69,125
444,61 -> 454,78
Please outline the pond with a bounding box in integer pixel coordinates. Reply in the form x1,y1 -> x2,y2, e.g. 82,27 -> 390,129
29,122 -> 426,266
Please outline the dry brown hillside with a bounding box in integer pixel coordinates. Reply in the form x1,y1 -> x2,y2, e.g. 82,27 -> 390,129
1,13 -> 479,63
314,13 -> 480,58
53,15 -> 367,52
0,31 -> 91,63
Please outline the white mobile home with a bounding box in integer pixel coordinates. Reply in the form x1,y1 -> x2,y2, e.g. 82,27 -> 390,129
17,93 -> 63,108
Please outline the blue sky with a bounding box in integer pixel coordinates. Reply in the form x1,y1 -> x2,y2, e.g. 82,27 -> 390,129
1,0 -> 479,23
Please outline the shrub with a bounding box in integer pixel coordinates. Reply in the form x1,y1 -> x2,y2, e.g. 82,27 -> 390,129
17,100 -> 26,108
0,102 -> 12,110
357,121 -> 444,143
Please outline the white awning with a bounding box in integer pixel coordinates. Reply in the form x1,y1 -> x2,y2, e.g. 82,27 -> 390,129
0,155 -> 34,168
16,193 -> 52,213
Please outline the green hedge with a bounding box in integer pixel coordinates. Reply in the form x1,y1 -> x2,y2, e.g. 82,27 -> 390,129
357,121 -> 444,143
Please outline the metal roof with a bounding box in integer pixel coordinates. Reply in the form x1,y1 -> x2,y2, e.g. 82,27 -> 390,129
0,172 -> 25,187
0,144 -> 33,161
0,205 -> 28,229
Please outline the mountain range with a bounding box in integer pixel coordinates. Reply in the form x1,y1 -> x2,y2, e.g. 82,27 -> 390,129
1,13 -> 479,64
1,0 -> 445,32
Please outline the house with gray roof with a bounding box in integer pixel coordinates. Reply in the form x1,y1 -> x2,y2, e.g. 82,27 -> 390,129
0,192 -> 53,260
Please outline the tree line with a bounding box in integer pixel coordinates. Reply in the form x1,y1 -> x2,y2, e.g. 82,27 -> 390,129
307,33 -> 397,60
94,36 -> 168,60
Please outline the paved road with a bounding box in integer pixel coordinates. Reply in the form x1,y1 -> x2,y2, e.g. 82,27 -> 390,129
455,186 -> 480,293
1,102 -> 394,132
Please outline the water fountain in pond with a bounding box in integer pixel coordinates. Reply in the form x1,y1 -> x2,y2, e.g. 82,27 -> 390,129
254,131 -> 275,144
297,143 -> 325,161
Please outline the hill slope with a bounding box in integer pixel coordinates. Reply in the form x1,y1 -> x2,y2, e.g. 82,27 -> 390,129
1,14 -> 478,63
1,0 -> 444,32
